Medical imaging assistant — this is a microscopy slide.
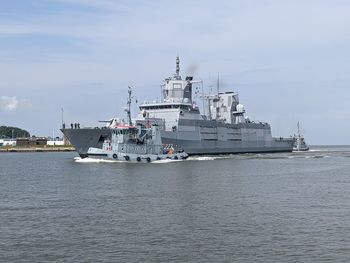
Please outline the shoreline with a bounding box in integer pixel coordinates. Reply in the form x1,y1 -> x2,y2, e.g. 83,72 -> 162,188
0,147 -> 75,153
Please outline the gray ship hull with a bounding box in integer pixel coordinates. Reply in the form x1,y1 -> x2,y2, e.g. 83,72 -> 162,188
61,128 -> 110,158
162,138 -> 293,154
61,127 -> 293,158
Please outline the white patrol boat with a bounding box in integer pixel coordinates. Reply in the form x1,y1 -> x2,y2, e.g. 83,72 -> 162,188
86,87 -> 188,162
293,122 -> 309,151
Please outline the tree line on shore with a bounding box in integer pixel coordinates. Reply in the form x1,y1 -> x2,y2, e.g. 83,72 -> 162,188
0,126 -> 30,139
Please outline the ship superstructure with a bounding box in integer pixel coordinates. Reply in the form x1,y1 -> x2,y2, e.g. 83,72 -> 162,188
61,57 -> 293,158
134,57 -> 293,154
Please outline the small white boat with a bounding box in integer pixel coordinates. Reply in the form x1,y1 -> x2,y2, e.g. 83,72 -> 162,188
293,122 -> 309,151
87,87 -> 188,162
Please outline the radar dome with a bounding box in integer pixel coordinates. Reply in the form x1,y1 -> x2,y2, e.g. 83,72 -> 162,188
236,104 -> 245,113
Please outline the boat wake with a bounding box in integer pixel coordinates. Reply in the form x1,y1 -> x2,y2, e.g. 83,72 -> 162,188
74,157 -> 119,163
188,156 -> 218,161
74,156 -> 185,164
152,159 -> 183,164
74,151 -> 335,164
188,152 -> 332,161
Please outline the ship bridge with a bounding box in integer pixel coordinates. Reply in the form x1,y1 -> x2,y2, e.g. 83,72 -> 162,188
161,56 -> 194,104
139,101 -> 194,111
136,57 -> 203,131
138,100 -> 201,132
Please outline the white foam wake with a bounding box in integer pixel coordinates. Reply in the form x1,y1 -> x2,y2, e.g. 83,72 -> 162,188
188,156 -> 217,161
74,156 -> 184,164
152,159 -> 183,164
74,157 -> 119,163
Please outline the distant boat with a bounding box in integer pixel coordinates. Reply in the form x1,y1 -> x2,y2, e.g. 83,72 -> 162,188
293,122 -> 309,151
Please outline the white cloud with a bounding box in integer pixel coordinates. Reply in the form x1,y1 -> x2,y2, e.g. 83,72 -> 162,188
0,96 -> 32,112
0,96 -> 19,111
1,0 -> 349,49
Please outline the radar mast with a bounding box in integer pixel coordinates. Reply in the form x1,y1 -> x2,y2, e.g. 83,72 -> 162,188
176,56 -> 180,77
126,86 -> 133,125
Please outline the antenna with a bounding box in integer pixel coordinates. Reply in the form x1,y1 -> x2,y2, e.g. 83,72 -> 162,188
200,86 -> 213,120
217,73 -> 220,94
127,86 -> 133,125
201,81 -> 205,116
160,84 -> 163,102
207,94 -> 212,120
176,56 -> 180,77
297,121 -> 301,138
61,107 -> 64,128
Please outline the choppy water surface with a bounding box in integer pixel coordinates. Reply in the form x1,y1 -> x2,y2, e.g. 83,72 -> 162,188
1,146 -> 350,262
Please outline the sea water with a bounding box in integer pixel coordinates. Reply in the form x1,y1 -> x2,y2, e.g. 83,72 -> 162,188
1,146 -> 350,262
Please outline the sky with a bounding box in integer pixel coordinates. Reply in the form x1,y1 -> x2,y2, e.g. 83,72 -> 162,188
0,0 -> 349,144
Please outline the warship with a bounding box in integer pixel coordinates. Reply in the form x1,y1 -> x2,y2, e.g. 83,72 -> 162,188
61,57 -> 294,158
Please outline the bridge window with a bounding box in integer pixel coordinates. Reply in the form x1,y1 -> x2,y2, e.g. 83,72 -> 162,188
173,83 -> 182,89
